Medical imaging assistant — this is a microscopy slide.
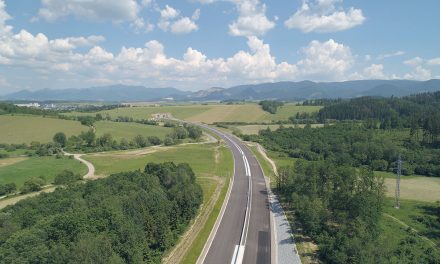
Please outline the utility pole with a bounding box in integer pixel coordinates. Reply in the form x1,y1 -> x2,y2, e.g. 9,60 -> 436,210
395,155 -> 402,209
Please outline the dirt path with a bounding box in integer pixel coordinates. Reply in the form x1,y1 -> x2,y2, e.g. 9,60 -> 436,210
383,213 -> 437,247
0,186 -> 56,210
64,152 -> 96,179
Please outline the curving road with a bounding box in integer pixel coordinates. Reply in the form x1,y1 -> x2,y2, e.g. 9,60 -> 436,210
197,125 -> 271,264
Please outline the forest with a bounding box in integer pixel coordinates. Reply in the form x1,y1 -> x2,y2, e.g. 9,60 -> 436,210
0,162 -> 202,263
248,91 -> 440,263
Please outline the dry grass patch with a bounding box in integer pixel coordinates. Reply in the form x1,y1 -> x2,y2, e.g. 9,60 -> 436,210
0,157 -> 28,168
384,176 -> 440,202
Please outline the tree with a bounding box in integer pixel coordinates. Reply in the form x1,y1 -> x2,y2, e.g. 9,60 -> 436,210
20,177 -> 46,194
164,137 -> 175,146
147,136 -> 162,146
80,130 -> 96,147
97,133 -> 113,147
53,132 -> 67,147
54,170 -> 82,185
133,135 -> 148,148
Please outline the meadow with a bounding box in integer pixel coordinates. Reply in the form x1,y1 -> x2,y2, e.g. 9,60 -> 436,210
94,121 -> 172,140
0,156 -> 87,187
0,115 -> 87,144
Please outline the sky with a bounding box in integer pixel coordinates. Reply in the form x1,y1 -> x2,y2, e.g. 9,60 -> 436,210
0,0 -> 439,94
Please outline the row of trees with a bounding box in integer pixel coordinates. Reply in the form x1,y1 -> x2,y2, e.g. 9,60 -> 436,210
316,92 -> 440,143
0,162 -> 202,263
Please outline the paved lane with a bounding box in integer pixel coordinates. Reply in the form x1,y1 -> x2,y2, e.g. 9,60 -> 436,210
198,126 -> 271,264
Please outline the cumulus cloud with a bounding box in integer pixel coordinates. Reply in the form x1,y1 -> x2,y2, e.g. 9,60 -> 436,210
363,64 -> 386,79
285,0 -> 365,33
36,0 -> 141,22
197,0 -> 275,37
158,5 -> 199,34
404,57 -> 423,67
296,39 -> 354,80
228,0 -> 275,37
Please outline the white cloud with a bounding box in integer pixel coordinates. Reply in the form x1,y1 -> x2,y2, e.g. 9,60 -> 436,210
285,0 -> 365,33
36,0 -> 140,22
158,5 -> 199,34
363,64 -> 386,79
404,57 -> 423,67
296,39 -> 354,80
171,17 -> 199,34
228,0 -> 275,37
160,5 -> 179,20
0,0 -> 12,34
197,0 -> 275,37
404,66 -> 431,80
428,58 -> 440,66
377,51 -> 405,60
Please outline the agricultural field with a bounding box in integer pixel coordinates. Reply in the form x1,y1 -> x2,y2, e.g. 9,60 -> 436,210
0,115 -> 87,144
235,123 -> 324,135
65,103 -> 322,124
66,104 -> 213,120
186,103 -> 321,123
94,121 -> 172,140
0,156 -> 87,187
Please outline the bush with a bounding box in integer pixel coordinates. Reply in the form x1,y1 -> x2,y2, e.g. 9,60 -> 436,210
371,159 -> 389,171
54,170 -> 82,185
147,136 -> 162,146
20,177 -> 46,194
0,153 -> 9,159
0,183 -> 16,196
164,137 -> 175,146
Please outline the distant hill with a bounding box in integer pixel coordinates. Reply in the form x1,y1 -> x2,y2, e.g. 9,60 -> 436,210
2,80 -> 440,102
195,80 -> 440,101
1,85 -> 190,102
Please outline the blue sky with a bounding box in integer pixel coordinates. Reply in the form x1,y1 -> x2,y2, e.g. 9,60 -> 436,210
0,0 -> 439,94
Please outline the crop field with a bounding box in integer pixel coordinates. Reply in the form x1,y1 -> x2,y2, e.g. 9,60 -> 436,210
186,103 -> 322,124
66,105 -> 213,120
236,123 -> 324,135
65,103 -> 322,124
0,115 -> 87,144
94,121 -> 172,140
0,156 -> 87,187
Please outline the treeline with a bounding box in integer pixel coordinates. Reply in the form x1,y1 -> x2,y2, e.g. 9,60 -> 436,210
255,124 -> 440,176
259,100 -> 284,114
317,92 -> 440,143
0,162 -> 202,263
0,103 -> 58,116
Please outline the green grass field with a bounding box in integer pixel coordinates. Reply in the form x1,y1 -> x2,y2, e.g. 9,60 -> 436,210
381,198 -> 439,252
0,156 -> 87,187
94,121 -> 172,140
65,103 -> 322,124
0,115 -> 88,144
376,171 -> 440,202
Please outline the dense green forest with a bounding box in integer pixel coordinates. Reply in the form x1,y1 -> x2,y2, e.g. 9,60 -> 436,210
0,103 -> 58,116
0,162 -> 202,263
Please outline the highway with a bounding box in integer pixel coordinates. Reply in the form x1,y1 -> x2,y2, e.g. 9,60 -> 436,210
198,125 -> 271,264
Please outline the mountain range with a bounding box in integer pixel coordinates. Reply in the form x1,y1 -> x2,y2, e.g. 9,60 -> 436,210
2,79 -> 440,102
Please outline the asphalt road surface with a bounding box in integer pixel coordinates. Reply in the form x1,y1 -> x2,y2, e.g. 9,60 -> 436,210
199,126 -> 271,264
